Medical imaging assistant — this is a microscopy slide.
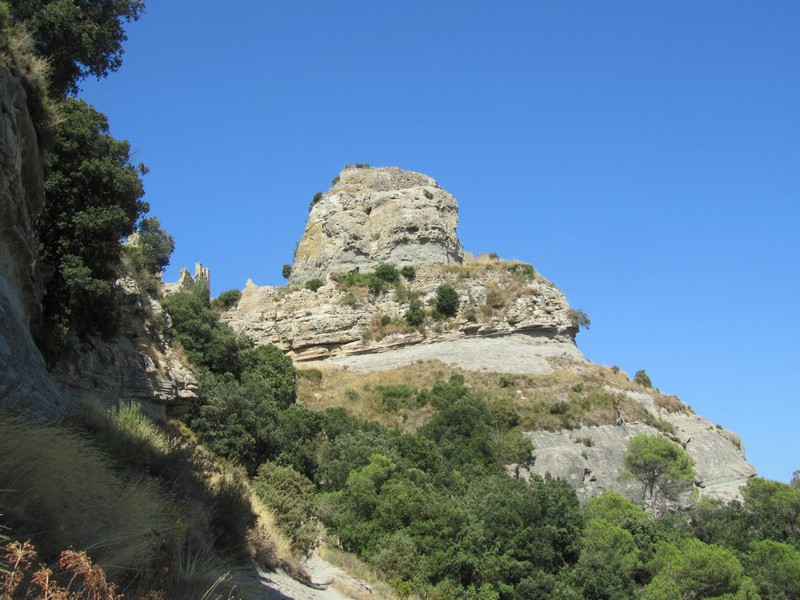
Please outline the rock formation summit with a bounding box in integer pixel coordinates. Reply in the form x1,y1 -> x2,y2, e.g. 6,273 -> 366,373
220,164 -> 755,505
289,166 -> 464,284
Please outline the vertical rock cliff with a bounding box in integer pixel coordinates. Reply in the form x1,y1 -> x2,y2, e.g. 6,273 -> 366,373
0,63 -> 67,418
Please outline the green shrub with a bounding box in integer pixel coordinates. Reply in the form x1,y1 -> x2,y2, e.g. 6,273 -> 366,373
282,263 -> 292,279
569,308 -> 591,331
211,288 -> 241,311
434,284 -> 459,317
331,175 -> 340,185
400,265 -> 416,281
380,315 -> 391,327
253,462 -> 321,556
340,292 -> 359,307
374,263 -> 399,283
498,375 -> 516,388
405,300 -> 425,326
634,369 -> 652,388
507,262 -> 535,280
423,189 -> 433,199
298,368 -> 323,382
305,278 -> 324,292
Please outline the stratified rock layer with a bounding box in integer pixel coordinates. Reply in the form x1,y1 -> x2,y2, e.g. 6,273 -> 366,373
289,166 -> 464,284
224,260 -> 580,369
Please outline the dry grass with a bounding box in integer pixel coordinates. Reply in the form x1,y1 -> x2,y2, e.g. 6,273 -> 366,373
299,358 -> 688,435
320,545 -> 402,600
0,412 -> 174,577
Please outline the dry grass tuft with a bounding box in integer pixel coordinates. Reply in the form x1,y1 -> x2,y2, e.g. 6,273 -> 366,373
320,544 -> 402,600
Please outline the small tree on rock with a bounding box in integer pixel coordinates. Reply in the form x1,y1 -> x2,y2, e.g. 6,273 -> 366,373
434,284 -> 459,318
622,434 -> 695,516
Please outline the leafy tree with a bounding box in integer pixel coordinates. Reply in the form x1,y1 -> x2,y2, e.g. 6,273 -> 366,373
124,215 -> 174,275
742,539 -> 800,600
240,343 -> 297,409
572,518 -> 640,600
643,539 -> 758,600
404,299 -> 425,326
634,369 -> 653,388
9,0 -> 145,96
252,461 -> 321,556
281,263 -> 292,279
434,283 -> 459,317
161,284 -> 243,376
36,97 -> 147,347
622,434 -> 694,516
568,308 -> 591,331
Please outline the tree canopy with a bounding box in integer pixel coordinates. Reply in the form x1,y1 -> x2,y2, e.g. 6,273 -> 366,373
622,434 -> 695,516
8,0 -> 145,95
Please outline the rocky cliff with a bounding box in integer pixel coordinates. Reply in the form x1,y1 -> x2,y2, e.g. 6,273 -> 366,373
221,164 -> 755,504
0,61 -> 197,421
289,166 -> 464,284
0,62 -> 66,418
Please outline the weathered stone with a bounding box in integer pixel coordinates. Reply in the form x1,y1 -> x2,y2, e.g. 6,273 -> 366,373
0,63 -> 67,418
49,276 -> 200,420
289,166 -> 464,284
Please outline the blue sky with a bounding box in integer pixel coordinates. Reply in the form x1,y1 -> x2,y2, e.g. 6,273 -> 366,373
80,2 -> 799,483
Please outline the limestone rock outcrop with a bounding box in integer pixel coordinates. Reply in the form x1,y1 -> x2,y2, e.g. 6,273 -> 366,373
49,276 -> 200,420
0,63 -> 67,418
224,260 -> 581,370
289,166 -> 464,284
521,387 -> 755,504
0,61 -> 198,421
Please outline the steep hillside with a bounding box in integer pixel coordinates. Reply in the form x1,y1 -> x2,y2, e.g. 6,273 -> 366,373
220,165 -> 755,505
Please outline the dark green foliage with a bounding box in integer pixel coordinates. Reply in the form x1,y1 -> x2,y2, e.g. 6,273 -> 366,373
374,263 -> 399,283
634,369 -> 652,388
281,263 -> 292,279
210,288 -> 241,312
434,283 -> 459,317
380,314 -> 391,327
643,539 -> 758,599
572,518 -> 640,599
622,434 -> 694,516
743,539 -> 800,599
36,97 -> 147,349
404,299 -> 425,326
400,265 -> 416,281
331,175 -> 340,185
423,189 -> 433,200
305,278 -> 324,292
187,371 -> 277,473
252,462 -> 321,556
375,384 -> 419,413
161,285 -> 242,376
124,215 -> 174,276
9,0 -> 145,96
240,343 -> 297,409
507,262 -> 535,280
312,191 -> 323,203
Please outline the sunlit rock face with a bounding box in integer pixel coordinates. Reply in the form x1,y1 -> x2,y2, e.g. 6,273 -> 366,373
289,166 -> 464,285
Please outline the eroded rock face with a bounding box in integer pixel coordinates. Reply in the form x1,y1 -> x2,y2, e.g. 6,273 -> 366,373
0,63 -> 67,418
289,166 -> 464,284
224,260 -> 580,370
521,387 -> 756,505
49,276 -> 199,420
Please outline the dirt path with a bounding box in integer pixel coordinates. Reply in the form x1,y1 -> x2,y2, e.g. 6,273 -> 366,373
258,554 -> 373,600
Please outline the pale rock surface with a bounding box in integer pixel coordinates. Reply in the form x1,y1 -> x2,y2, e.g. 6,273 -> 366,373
224,262 -> 580,370
49,276 -> 200,420
522,386 -> 756,504
289,166 -> 464,284
0,63 -> 67,418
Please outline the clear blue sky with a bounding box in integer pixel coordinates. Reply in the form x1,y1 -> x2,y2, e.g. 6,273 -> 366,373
80,2 -> 799,483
